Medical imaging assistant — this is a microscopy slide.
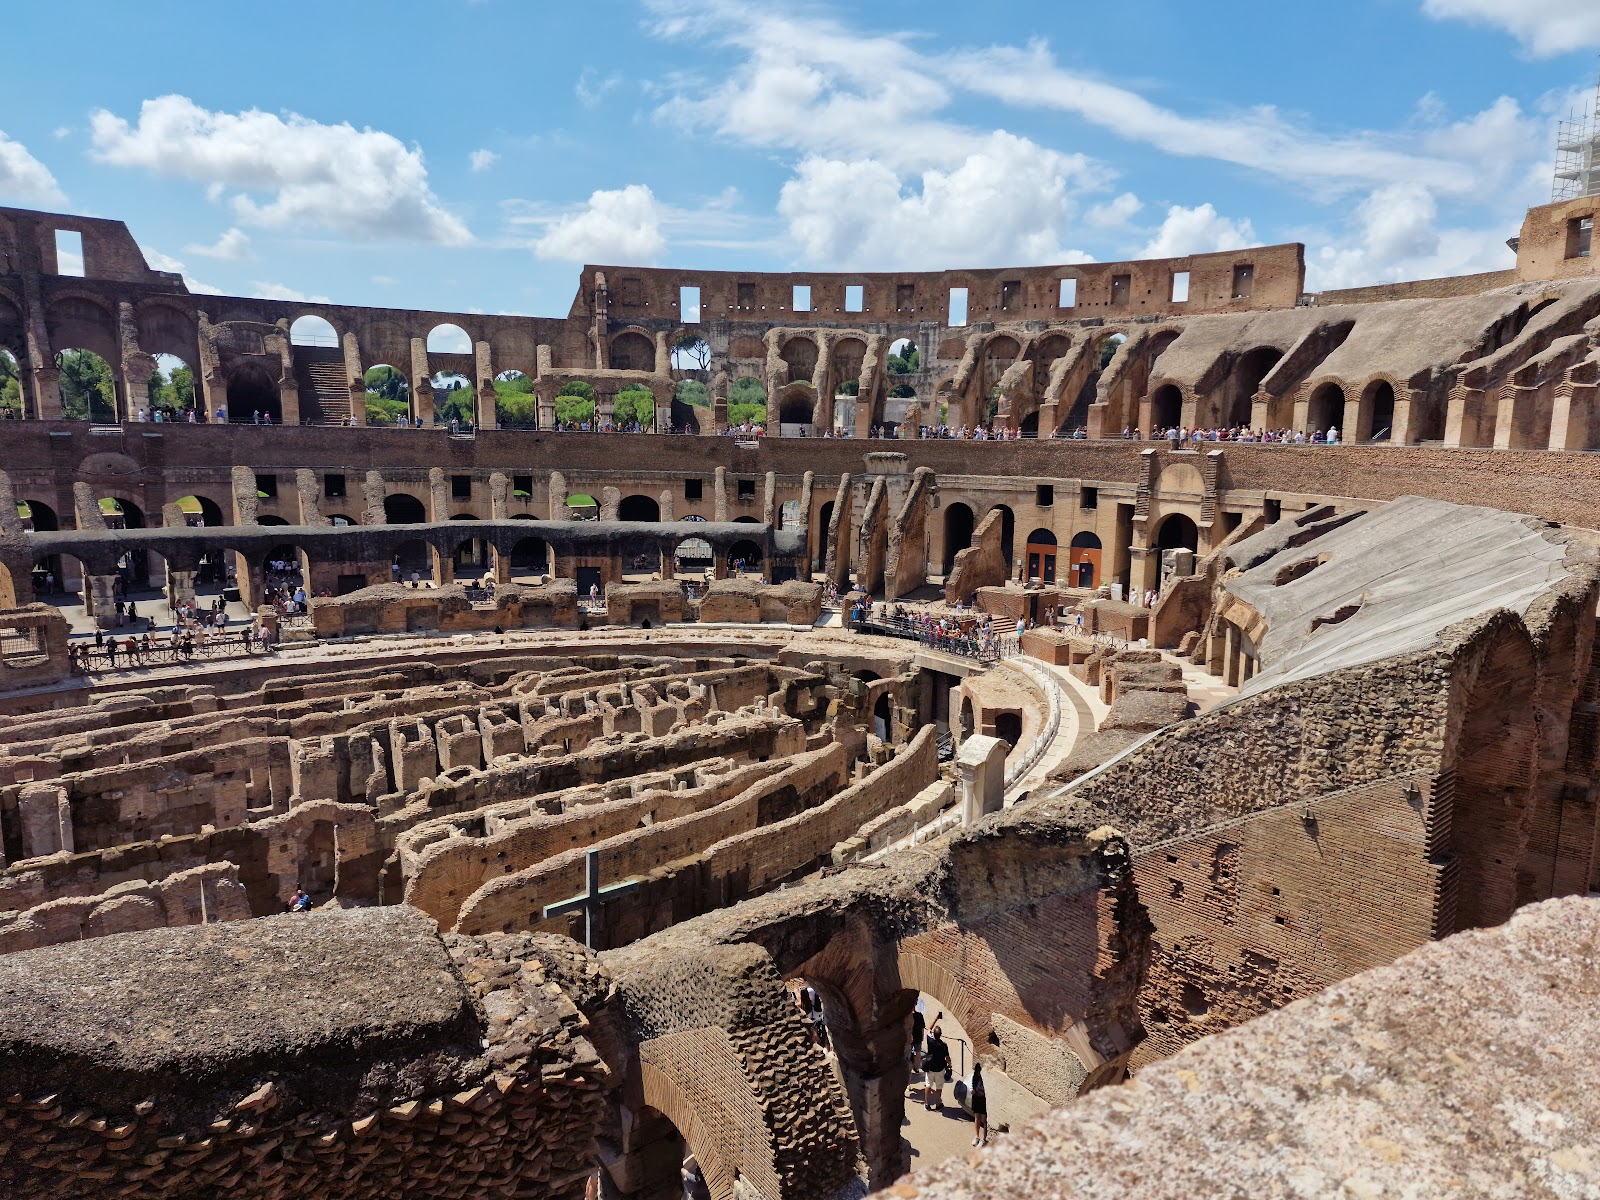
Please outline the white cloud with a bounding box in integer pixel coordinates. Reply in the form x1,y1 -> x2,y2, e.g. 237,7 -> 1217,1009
1139,204 -> 1257,258
183,227 -> 252,261
88,95 -> 471,244
1087,192 -> 1142,230
1421,0 -> 1600,56
51,126 -> 71,140
576,67 -> 621,109
1306,183 -> 1514,290
371,274 -> 397,286
947,41 -> 1541,201
778,133 -> 1096,268
530,184 -> 667,263
0,130 -> 66,206
144,248 -> 224,295
469,148 -> 498,172
249,280 -> 333,303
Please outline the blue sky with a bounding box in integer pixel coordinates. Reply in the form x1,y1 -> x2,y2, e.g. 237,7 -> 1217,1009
1,0 -> 1598,317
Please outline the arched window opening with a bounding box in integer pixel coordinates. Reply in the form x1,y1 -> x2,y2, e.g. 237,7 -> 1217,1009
618,494 -> 660,522
1307,383 -> 1346,440
1154,514 -> 1199,553
289,315 -> 338,347
426,323 -> 472,355
1150,384 -> 1183,430
728,539 -> 763,576
383,493 -> 428,525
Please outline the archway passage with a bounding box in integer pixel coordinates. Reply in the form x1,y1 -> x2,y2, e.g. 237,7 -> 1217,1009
508,536 -> 549,584
1307,383 -> 1346,440
1025,528 -> 1057,585
675,536 -> 713,575
618,494 -> 660,523
1366,381 -> 1396,442
365,365 -> 412,426
262,544 -> 308,606
779,337 -> 818,385
778,391 -> 813,427
56,348 -> 118,422
147,353 -> 197,420
816,500 -> 835,573
994,711 -> 1023,747
173,494 -> 225,528
392,539 -> 435,585
226,363 -> 281,424
1222,347 -> 1282,427
0,347 -> 23,419
610,330 -> 655,372
431,372 -> 474,429
727,539 -> 763,576
384,493 -> 428,525
1150,384 -> 1183,431
426,323 -> 471,355
943,503 -> 975,575
1154,513 -> 1199,553
1069,531 -> 1102,589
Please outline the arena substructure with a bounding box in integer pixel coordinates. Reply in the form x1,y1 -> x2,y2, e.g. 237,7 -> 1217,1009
1,191 -> 1600,1200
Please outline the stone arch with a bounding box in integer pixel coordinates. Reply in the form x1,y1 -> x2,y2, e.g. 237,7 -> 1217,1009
135,301 -> 200,363
618,494 -> 660,522
225,360 -> 281,424
830,336 -> 867,395
777,388 -> 814,426
981,334 -> 1020,396
635,1064 -> 746,1200
1153,513 -> 1199,553
727,539 -> 762,575
1361,378 -> 1397,443
1150,383 -> 1183,430
1220,346 -> 1283,428
383,493 -> 428,525
609,330 -> 656,373
392,538 -> 437,583
507,536 -> 549,583
1025,527 -> 1058,584
171,493 -> 227,527
448,513 -> 490,576
1306,382 -> 1346,438
46,294 -> 118,363
942,502 -> 975,574
1068,531 -> 1102,589
779,337 -> 818,385
289,314 -> 339,347
425,322 -> 472,355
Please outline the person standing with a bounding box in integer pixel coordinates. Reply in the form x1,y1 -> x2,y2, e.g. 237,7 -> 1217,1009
908,1005 -> 927,1101
969,1062 -> 988,1146
921,1025 -> 950,1110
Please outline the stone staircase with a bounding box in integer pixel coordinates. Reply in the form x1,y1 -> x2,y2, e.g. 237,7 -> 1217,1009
988,614 -> 1018,637
292,346 -> 347,425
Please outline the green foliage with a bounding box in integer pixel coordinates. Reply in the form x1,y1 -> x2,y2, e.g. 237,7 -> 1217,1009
433,376 -> 475,427
146,364 -> 195,415
889,383 -> 917,399
729,402 -> 767,426
614,387 -> 655,428
557,379 -> 595,402
493,374 -> 538,426
886,344 -> 920,374
675,379 -> 709,407
728,376 -> 766,408
0,351 -> 20,414
364,364 -> 411,425
1100,336 -> 1125,369
838,379 -> 859,396
58,349 -> 116,421
555,393 -> 595,425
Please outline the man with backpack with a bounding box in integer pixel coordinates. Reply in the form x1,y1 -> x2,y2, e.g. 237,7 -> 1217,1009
921,1023 -> 951,1110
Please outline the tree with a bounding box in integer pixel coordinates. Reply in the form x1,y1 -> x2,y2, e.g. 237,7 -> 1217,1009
675,379 -> 709,407
729,401 -> 767,426
0,350 -> 19,415
673,334 -> 710,370
839,379 -> 859,396
494,374 -> 537,427
1100,336 -> 1125,369
57,349 -> 115,421
728,377 -> 765,408
614,387 -> 656,429
364,364 -> 411,425
889,383 -> 916,399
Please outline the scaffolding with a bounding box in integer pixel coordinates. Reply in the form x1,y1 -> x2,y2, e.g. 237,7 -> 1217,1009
1555,63 -> 1600,202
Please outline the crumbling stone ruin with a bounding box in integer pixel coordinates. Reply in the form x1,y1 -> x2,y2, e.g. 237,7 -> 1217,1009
2,185 -> 1600,1199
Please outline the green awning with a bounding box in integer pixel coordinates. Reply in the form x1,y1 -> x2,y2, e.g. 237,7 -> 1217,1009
566,494 -> 598,507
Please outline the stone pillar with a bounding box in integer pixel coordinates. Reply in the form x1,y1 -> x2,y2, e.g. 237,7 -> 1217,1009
410,336 -> 432,426
712,548 -> 729,580
1223,620 -> 1241,688
958,734 -> 1007,826
713,467 -> 729,522
31,366 -> 62,420
86,574 -> 121,627
166,568 -> 197,614
1038,400 -> 1058,438
278,378 -> 301,427
17,783 -> 72,859
597,389 -> 615,430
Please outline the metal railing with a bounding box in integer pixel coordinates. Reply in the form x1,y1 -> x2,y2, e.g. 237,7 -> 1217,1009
854,614 -> 1002,664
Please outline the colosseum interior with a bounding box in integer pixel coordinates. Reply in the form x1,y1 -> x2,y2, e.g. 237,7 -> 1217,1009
0,186 -> 1599,1200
